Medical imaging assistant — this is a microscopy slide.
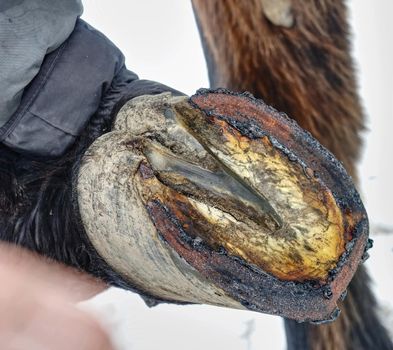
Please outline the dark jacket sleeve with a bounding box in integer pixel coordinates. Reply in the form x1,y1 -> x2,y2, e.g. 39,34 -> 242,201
0,0 -> 83,127
0,19 -> 182,159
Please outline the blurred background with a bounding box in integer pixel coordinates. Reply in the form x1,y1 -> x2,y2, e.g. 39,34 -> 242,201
80,1 -> 393,349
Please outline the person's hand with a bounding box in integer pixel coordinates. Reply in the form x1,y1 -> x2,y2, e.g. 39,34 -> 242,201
0,243 -> 113,350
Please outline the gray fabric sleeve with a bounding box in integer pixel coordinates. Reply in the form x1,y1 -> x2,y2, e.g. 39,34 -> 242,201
0,0 -> 83,127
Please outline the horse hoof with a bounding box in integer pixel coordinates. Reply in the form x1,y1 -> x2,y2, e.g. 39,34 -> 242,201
77,89 -> 368,322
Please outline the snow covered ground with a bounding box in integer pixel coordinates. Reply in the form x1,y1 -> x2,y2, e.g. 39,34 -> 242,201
80,1 -> 393,349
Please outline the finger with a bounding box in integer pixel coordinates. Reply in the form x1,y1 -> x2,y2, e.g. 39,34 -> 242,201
0,242 -> 107,302
2,297 -> 114,350
0,272 -> 114,350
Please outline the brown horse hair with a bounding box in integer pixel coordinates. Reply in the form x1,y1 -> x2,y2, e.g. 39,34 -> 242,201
192,0 -> 392,349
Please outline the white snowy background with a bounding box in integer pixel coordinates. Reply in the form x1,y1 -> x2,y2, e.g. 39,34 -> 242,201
79,1 -> 393,349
